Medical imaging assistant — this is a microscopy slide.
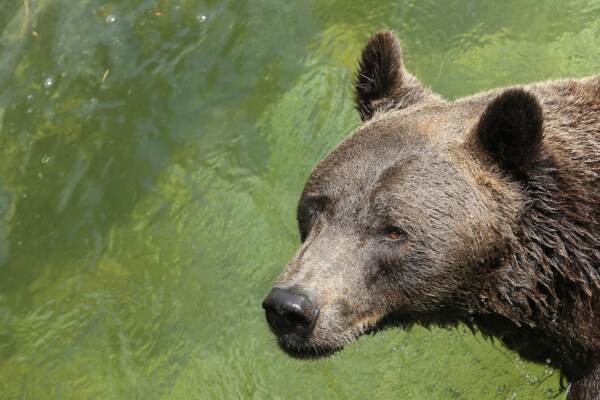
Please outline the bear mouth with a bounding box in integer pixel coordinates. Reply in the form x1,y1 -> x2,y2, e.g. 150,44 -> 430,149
276,334 -> 342,359
274,316 -> 394,359
273,310 -> 455,360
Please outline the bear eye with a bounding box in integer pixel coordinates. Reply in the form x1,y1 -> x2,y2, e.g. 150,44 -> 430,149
297,195 -> 327,242
383,227 -> 406,242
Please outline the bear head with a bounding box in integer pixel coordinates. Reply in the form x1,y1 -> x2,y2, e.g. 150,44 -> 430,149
263,31 -> 547,358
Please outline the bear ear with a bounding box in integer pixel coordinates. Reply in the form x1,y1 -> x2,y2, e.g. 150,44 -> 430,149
354,31 -> 432,121
471,88 -> 545,177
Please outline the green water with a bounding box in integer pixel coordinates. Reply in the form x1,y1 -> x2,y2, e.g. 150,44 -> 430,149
1,0 -> 600,398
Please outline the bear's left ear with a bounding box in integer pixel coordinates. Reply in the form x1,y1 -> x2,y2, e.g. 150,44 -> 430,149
354,31 -> 436,121
470,88 -> 545,177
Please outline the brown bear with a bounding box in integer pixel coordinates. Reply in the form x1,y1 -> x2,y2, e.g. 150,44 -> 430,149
262,31 -> 600,399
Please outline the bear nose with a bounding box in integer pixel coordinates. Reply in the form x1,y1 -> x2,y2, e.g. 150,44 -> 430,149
262,287 -> 319,337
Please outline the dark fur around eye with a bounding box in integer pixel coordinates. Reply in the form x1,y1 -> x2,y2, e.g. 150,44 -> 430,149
297,196 -> 328,242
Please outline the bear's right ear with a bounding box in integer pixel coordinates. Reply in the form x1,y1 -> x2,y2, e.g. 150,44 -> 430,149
354,31 -> 434,121
470,88 -> 545,178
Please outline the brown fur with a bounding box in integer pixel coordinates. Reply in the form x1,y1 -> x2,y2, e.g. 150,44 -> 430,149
263,31 -> 600,399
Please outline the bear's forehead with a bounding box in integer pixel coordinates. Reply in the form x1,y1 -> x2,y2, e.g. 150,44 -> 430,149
306,133 -> 442,200
303,98 -> 485,201
304,104 -> 475,201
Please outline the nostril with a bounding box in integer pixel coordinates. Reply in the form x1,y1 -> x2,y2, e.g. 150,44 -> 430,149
283,308 -> 310,327
262,287 -> 319,337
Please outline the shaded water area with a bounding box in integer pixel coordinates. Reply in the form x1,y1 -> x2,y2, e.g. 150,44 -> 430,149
1,0 -> 600,398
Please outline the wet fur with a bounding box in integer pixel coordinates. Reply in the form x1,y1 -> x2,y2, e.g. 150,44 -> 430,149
267,31 -> 600,399
359,33 -> 600,398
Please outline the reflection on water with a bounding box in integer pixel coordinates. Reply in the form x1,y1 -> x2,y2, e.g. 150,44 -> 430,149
0,0 -> 598,398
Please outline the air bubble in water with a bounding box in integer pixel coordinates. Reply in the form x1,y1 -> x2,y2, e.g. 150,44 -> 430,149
43,77 -> 54,89
106,14 -> 116,24
197,14 -> 207,23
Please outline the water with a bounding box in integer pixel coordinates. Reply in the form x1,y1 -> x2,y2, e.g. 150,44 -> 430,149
0,0 -> 598,398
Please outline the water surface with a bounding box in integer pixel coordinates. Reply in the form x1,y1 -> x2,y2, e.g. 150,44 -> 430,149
2,0 -> 600,398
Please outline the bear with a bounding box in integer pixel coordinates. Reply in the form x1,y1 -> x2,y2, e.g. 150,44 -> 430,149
262,31 -> 600,399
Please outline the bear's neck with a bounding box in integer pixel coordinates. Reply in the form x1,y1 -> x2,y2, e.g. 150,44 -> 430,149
477,153 -> 600,380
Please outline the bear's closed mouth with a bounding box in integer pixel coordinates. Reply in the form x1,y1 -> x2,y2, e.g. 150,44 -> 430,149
276,335 -> 342,359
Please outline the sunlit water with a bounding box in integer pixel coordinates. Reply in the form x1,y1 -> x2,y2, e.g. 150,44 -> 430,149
1,0 -> 599,398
